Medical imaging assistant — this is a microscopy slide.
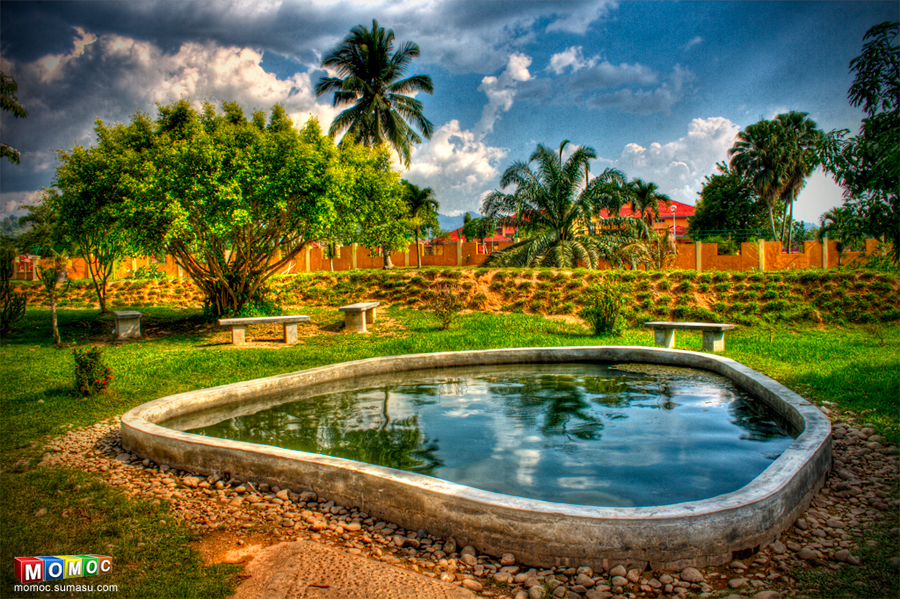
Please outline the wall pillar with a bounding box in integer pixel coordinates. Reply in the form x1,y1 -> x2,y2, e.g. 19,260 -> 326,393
695,241 -> 702,272
821,236 -> 828,269
351,244 -> 358,270
758,239 -> 765,271
404,245 -> 410,267
305,246 -> 311,273
456,240 -> 463,266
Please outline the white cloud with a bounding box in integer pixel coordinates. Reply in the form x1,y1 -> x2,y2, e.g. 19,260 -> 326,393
0,190 -> 44,219
683,36 -> 704,51
545,2 -> 616,35
548,46 -> 596,74
610,117 -> 741,204
585,65 -> 691,114
794,169 -> 846,224
476,53 -> 533,138
405,120 -> 507,215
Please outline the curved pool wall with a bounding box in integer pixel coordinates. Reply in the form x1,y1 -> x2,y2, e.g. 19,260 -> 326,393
121,347 -> 832,571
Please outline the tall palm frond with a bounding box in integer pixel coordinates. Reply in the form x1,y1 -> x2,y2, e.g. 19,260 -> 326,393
316,20 -> 434,166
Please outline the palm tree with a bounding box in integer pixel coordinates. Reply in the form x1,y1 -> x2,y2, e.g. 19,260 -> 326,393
315,20 -> 434,166
728,119 -> 787,241
773,111 -> 823,250
483,141 -> 646,268
819,206 -> 864,266
403,181 -> 439,268
625,178 -> 672,239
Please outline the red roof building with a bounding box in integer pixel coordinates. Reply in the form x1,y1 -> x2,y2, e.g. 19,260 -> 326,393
594,199 -> 695,238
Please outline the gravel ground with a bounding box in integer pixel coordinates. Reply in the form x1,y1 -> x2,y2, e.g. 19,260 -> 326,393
39,416 -> 899,599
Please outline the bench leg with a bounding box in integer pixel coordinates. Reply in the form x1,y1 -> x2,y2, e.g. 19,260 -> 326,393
365,307 -> 377,324
231,325 -> 246,345
654,329 -> 675,348
344,312 -> 366,333
115,317 -> 142,340
702,330 -> 726,352
283,323 -> 298,344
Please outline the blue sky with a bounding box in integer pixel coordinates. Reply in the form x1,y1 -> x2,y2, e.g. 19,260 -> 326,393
1,1 -> 896,222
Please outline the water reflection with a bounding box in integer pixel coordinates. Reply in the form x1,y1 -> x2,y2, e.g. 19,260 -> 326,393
184,363 -> 797,507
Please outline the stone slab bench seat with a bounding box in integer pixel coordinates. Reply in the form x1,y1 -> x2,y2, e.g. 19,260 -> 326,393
644,321 -> 736,353
112,310 -> 143,340
217,315 -> 310,345
338,302 -> 381,333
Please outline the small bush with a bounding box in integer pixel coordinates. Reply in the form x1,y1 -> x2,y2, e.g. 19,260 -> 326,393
429,284 -> 465,329
714,282 -> 731,293
74,346 -> 112,396
657,279 -> 672,291
697,283 -> 710,293
657,295 -> 673,306
580,284 -> 624,335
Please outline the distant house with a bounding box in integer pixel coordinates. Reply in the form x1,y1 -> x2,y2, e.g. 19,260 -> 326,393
593,199 -> 695,239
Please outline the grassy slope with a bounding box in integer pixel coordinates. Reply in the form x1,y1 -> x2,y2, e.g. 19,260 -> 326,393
1,303 -> 898,598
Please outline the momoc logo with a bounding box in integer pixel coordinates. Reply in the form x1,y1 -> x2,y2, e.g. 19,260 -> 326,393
14,555 -> 112,584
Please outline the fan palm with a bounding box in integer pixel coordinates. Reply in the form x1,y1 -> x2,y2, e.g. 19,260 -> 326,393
773,111 -> 823,249
483,141 -> 646,269
403,181 -> 439,268
728,119 -> 788,241
315,20 -> 434,166
625,178 -> 672,239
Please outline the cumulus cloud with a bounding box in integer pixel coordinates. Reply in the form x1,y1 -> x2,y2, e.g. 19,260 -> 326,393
405,120 -> 507,215
583,65 -> 691,114
0,191 -> 44,219
476,53 -> 533,138
609,117 -> 741,204
0,28 -> 339,194
548,46 -> 596,74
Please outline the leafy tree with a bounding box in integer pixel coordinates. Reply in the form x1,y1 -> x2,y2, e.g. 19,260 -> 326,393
1,72 -> 28,164
819,21 -> 899,264
36,251 -> 69,345
315,20 -> 434,166
688,162 -> 770,241
483,141 -> 646,268
73,100 -> 400,315
46,130 -> 143,313
342,144 -> 407,269
0,241 -> 27,337
461,214 -> 499,254
403,181 -> 439,268
625,178 -> 672,238
0,215 -> 25,238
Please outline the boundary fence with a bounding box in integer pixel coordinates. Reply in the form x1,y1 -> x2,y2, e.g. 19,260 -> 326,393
11,238 -> 885,281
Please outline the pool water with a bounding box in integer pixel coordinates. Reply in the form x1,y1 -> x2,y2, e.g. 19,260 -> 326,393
183,363 -> 797,507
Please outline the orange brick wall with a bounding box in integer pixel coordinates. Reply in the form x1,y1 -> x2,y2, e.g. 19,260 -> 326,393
11,239 -> 890,280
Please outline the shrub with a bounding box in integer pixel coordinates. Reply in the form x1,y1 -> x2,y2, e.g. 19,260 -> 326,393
74,346 -> 112,396
580,284 -> 624,335
657,295 -> 673,306
429,284 -> 465,329
697,283 -> 710,293
714,282 -> 731,293
657,279 -> 672,291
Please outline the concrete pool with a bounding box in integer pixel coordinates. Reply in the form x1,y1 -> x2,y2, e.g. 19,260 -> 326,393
121,346 -> 832,571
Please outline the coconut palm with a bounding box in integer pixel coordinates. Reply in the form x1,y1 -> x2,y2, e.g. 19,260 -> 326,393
483,141 -> 646,269
773,111 -> 823,249
315,20 -> 434,166
728,119 -> 787,240
403,181 -> 439,268
625,178 -> 672,239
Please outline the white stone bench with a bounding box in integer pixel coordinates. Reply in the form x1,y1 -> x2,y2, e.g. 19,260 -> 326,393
644,321 -> 736,353
338,302 -> 380,333
217,315 -> 310,345
112,310 -> 143,340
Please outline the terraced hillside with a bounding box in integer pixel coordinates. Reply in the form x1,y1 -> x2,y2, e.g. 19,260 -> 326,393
12,268 -> 900,325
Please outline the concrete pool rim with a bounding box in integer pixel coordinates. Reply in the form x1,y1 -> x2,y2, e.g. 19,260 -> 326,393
120,346 -> 832,571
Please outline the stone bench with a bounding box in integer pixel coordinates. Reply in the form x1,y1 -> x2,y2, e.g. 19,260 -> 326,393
644,321 -> 736,353
338,302 -> 380,333
112,310 -> 143,340
217,315 -> 310,345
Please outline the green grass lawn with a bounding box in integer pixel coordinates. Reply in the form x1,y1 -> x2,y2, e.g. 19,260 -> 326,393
1,306 -> 898,598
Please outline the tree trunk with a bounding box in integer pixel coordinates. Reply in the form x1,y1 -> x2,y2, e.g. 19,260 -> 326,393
767,205 -> 778,242
50,293 -> 60,346
786,194 -> 795,252
382,247 -> 394,270
415,227 -> 422,268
